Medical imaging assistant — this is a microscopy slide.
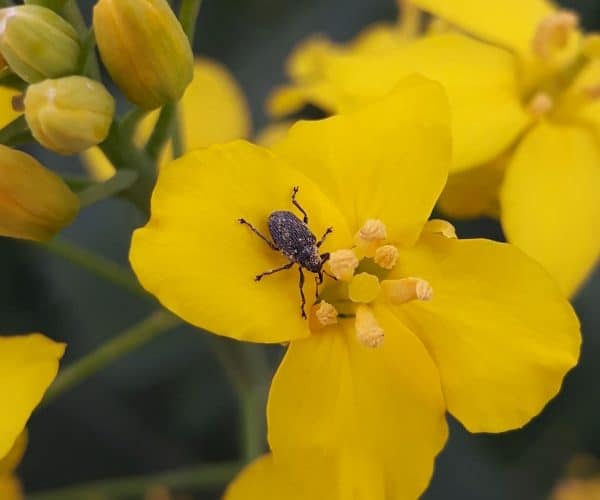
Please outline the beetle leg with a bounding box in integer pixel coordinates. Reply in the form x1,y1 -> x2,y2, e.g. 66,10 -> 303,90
238,218 -> 279,251
299,267 -> 307,319
314,272 -> 323,303
291,186 -> 309,224
316,227 -> 333,248
255,261 -> 294,281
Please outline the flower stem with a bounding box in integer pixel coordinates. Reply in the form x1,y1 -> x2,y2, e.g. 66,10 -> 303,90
208,339 -> 271,462
43,310 -> 181,404
145,102 -> 176,160
179,0 -> 203,42
0,116 -> 32,146
27,461 -> 241,500
76,169 -> 139,208
40,237 -> 149,299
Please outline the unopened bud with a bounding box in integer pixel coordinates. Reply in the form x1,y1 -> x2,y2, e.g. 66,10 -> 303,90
0,5 -> 80,83
93,0 -> 194,109
24,76 -> 115,155
355,305 -> 384,348
0,145 -> 79,241
382,277 -> 433,304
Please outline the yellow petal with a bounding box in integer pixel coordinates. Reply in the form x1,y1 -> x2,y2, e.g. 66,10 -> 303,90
224,454 -> 305,500
80,146 -> 115,182
390,234 -> 580,433
410,0 -> 554,60
130,141 -> 351,343
273,75 -> 451,247
0,334 -> 65,459
0,432 -> 26,474
0,476 -> 23,500
437,154 -> 508,219
501,122 -> 600,296
0,86 -> 21,129
267,308 -> 448,499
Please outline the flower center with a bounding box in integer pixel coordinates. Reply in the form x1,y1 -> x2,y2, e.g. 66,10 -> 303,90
310,219 -> 456,348
524,11 -> 600,118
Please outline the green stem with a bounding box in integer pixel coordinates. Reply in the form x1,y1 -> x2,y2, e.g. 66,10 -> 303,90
23,0 -> 67,11
43,310 -> 180,404
179,0 -> 203,43
171,104 -> 184,158
208,339 -> 271,462
76,169 -> 139,208
100,122 -> 157,216
26,461 -> 241,500
62,0 -> 102,80
145,102 -> 176,160
41,237 -> 149,299
0,115 -> 32,146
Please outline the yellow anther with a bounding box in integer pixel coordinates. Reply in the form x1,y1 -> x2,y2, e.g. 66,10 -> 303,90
532,10 -> 579,60
582,34 -> 600,59
327,248 -> 359,281
382,277 -> 433,304
423,219 -> 457,239
309,301 -> 338,332
374,244 -> 399,269
355,219 -> 387,257
355,305 -> 384,348
348,273 -> 381,303
528,92 -> 554,117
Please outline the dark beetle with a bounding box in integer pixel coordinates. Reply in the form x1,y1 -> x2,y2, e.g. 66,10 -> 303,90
238,186 -> 333,319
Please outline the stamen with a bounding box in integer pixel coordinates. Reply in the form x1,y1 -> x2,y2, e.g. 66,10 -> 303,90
309,301 -> 339,331
532,11 -> 579,60
423,219 -> 457,239
327,249 -> 359,281
355,305 -> 384,348
374,244 -> 399,269
348,273 -> 381,303
355,219 -> 387,257
382,277 -> 433,304
528,92 -> 554,116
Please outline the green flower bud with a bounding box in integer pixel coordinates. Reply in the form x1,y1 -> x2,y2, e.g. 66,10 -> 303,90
24,76 -> 115,155
0,5 -> 80,83
0,145 -> 79,242
93,0 -> 194,109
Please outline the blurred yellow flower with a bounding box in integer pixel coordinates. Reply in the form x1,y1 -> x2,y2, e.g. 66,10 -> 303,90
269,0 -> 600,296
0,146 -> 79,242
81,58 -> 251,181
130,77 -> 580,499
0,432 -> 27,500
0,334 -> 64,463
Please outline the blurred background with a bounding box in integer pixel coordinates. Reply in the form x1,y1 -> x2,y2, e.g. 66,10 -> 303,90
3,0 -> 600,498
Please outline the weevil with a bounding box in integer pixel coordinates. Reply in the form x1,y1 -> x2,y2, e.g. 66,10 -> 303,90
238,186 -> 333,319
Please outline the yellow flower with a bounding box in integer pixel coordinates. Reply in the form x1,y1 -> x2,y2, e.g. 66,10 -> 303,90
267,0 -> 600,296
81,58 -> 251,181
407,0 -> 600,297
0,334 -> 64,462
130,77 -> 580,499
0,432 -> 27,500
0,146 -> 79,242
